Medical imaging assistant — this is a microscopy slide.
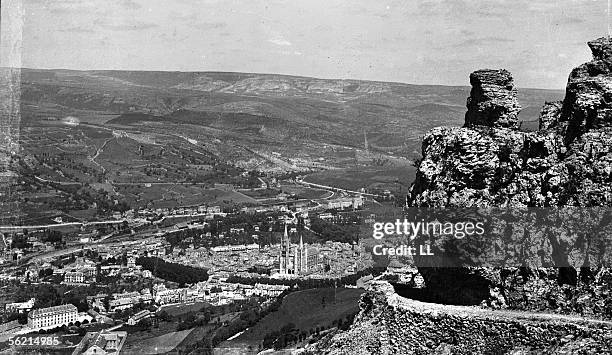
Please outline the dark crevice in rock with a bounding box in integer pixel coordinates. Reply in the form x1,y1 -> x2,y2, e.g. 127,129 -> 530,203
392,268 -> 492,306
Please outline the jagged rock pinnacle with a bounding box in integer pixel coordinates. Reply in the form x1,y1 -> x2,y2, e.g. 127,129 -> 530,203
464,69 -> 522,129
587,36 -> 612,61
560,37 -> 612,139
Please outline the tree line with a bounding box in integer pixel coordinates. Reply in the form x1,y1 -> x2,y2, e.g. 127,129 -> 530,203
136,257 -> 209,285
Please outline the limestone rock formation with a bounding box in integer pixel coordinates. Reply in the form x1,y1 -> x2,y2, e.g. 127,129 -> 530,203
562,37 -> 612,139
539,101 -> 562,130
464,69 -> 522,129
405,38 -> 612,316
410,39 -> 612,208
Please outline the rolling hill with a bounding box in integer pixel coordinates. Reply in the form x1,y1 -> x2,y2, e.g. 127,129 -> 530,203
19,68 -> 564,158
13,68 -> 565,205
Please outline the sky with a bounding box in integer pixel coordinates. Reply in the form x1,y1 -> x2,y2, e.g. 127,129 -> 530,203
0,0 -> 609,89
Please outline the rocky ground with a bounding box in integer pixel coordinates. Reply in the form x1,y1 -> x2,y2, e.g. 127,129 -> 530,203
307,281 -> 612,354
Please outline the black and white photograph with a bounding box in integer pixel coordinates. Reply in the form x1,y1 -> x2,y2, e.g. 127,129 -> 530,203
1,0 -> 612,354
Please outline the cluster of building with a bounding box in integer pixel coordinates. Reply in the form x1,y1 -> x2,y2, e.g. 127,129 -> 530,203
73,329 -> 127,355
162,227 -> 370,281
210,243 -> 259,253
150,280 -> 290,307
127,310 -> 152,326
0,232 -> 55,264
5,298 -> 35,314
166,242 -> 277,274
0,184 -> 378,351
108,290 -> 153,312
324,196 -> 364,210
77,279 -> 293,328
120,204 -> 224,222
153,284 -> 200,305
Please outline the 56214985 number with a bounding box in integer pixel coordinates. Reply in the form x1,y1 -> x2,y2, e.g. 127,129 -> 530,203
8,336 -> 60,347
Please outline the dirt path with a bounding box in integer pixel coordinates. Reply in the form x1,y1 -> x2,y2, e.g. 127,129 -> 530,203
89,136 -> 114,174
392,293 -> 612,327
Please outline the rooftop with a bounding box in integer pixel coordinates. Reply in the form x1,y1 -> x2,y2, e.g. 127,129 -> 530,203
29,304 -> 77,318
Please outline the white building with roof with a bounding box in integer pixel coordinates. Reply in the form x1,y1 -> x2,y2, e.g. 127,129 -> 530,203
27,304 -> 78,330
75,330 -> 127,355
5,298 -> 35,314
127,310 -> 151,325
64,271 -> 85,284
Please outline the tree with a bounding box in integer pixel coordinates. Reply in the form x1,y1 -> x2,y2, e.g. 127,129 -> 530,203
141,318 -> 152,329
157,310 -> 172,322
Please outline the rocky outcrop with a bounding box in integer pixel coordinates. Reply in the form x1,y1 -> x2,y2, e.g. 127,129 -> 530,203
539,101 -> 563,130
310,281 -> 612,355
404,38 -> 612,316
464,69 -> 522,129
409,38 -> 612,208
562,37 -> 612,141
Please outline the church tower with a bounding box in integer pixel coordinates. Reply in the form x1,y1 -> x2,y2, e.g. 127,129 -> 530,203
285,224 -> 291,273
298,234 -> 306,273
279,223 -> 289,274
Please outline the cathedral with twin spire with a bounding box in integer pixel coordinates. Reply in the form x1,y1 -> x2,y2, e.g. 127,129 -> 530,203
278,224 -> 317,276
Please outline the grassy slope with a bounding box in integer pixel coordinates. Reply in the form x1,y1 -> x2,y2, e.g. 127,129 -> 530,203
238,287 -> 364,342
303,165 -> 416,192
127,329 -> 193,354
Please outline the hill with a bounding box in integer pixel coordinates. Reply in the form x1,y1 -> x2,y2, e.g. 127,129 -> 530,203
7,68 -> 564,222
217,287 -> 363,353
20,68 -> 563,161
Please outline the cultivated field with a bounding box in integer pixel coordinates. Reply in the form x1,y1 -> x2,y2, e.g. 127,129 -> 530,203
304,165 -> 416,195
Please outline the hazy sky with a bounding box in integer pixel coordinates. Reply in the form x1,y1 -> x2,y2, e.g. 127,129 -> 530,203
1,0 -> 609,88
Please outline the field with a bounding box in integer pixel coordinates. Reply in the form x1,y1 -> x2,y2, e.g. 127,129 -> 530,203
239,188 -> 281,199
122,328 -> 194,354
172,324 -> 217,353
304,165 -> 416,195
116,184 -> 257,209
217,287 -> 364,353
278,185 -> 331,200
13,210 -> 82,226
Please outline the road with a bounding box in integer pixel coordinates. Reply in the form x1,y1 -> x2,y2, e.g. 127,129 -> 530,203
295,177 -> 382,198
34,176 -> 81,186
0,219 -> 125,232
89,136 -> 114,174
393,291 -> 612,327
20,225 -> 162,264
